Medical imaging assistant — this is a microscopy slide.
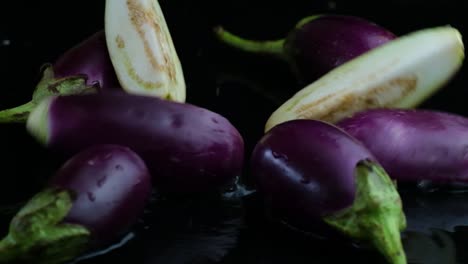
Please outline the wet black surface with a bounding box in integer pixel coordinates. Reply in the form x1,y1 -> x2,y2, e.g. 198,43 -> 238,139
1,0 -> 468,263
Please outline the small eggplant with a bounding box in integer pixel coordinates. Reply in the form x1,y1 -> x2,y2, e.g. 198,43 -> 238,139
264,26 -> 464,132
214,14 -> 396,84
337,108 -> 468,184
251,119 -> 406,264
0,31 -> 119,124
51,31 -> 120,92
26,93 -> 244,194
105,0 -> 186,102
0,144 -> 152,264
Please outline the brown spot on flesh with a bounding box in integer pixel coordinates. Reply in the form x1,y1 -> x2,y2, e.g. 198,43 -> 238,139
148,8 -> 177,83
121,49 -> 164,90
288,57 -> 402,112
294,74 -> 418,123
125,0 -> 177,86
116,35 -> 125,49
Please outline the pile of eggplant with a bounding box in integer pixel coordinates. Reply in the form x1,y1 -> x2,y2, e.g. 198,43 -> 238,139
0,0 -> 466,264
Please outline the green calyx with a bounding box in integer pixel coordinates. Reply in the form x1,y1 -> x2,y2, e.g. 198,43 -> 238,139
323,159 -> 407,264
0,66 -> 98,124
0,188 -> 90,264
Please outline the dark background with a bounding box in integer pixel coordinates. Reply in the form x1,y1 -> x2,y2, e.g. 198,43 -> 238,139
1,1 -> 468,263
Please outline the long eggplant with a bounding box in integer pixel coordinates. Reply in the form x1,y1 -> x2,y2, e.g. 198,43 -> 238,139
215,14 -> 396,84
26,93 -> 244,194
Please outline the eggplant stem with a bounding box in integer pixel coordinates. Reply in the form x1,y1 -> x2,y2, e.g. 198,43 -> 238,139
0,101 -> 36,123
0,66 -> 98,124
0,188 -> 90,264
214,26 -> 286,58
294,14 -> 323,29
323,159 -> 407,264
368,213 -> 407,264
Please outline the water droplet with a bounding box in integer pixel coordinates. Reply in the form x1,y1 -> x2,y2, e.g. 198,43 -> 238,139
115,164 -> 123,171
462,145 -> 468,159
87,192 -> 96,202
170,156 -> 181,163
213,129 -> 225,133
272,151 -> 288,161
171,115 -> 183,128
131,108 -> 146,119
97,176 -> 107,187
88,160 -> 95,166
301,178 -> 311,184
104,153 -> 113,160
416,180 -> 438,193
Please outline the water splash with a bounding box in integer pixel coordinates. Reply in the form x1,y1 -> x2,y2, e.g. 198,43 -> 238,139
69,232 -> 135,264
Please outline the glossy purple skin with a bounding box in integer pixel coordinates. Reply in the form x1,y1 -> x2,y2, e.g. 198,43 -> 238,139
337,109 -> 468,183
52,30 -> 120,91
44,93 -> 244,194
48,144 -> 151,244
285,15 -> 396,83
250,119 -> 376,221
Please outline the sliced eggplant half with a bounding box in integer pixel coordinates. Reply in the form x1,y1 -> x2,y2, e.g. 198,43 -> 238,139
265,26 -> 464,132
105,0 -> 186,102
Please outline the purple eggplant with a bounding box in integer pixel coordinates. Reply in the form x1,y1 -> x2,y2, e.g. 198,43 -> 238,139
26,93 -> 244,194
0,30 -> 120,124
251,119 -> 406,264
214,14 -> 396,84
0,144 -> 152,264
337,108 -> 468,184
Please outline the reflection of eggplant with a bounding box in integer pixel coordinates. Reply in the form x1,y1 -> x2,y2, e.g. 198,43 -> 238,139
70,194 -> 244,264
399,190 -> 468,233
140,195 -> 243,264
223,192 -> 390,264
403,229 -> 457,264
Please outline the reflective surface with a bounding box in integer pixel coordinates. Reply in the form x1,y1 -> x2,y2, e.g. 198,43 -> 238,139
1,0 -> 468,263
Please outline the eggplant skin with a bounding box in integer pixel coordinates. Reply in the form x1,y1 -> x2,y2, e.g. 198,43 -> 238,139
250,119 -> 376,221
285,14 -> 396,82
28,93 -> 245,194
49,144 -> 152,245
337,108 -> 468,183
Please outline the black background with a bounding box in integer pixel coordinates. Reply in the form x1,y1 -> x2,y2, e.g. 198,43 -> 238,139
1,1 -> 468,263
